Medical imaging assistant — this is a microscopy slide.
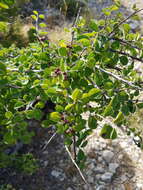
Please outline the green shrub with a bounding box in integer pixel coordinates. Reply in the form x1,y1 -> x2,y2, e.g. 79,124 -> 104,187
0,2 -> 143,170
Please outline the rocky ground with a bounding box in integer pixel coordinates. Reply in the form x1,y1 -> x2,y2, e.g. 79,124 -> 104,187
1,1 -> 143,190
1,117 -> 143,190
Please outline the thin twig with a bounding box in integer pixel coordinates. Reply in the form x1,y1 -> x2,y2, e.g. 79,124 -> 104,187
111,37 -> 142,51
73,135 -> 77,161
109,8 -> 143,36
85,76 -> 99,89
110,49 -> 143,63
65,145 -> 90,186
95,65 -> 143,91
71,7 -> 81,45
42,132 -> 57,150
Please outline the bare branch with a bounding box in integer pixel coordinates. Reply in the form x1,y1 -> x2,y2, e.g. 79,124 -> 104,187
95,65 -> 143,91
109,8 -> 143,36
111,37 -> 142,51
71,7 -> 81,45
65,145 -> 90,187
110,49 -> 143,63
42,132 -> 57,150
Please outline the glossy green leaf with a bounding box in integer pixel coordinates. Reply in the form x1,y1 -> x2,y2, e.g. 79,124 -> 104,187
71,88 -> 82,101
88,116 -> 97,129
50,112 -> 61,122
100,124 -> 117,139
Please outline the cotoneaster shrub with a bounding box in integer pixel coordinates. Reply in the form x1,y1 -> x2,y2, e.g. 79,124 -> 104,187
0,1 -> 143,170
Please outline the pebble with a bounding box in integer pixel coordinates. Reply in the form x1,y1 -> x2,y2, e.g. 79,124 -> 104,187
101,172 -> 113,183
43,160 -> 48,167
88,176 -> 94,184
96,185 -> 107,190
66,188 -> 73,190
51,169 -> 65,181
95,174 -> 101,180
94,167 -> 105,174
108,163 -> 119,173
102,150 -> 114,163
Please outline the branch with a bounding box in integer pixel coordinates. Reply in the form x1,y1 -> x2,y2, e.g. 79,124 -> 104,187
110,49 -> 143,63
111,37 -> 142,51
42,132 -> 57,150
65,145 -> 90,186
95,65 -> 143,91
71,7 -> 81,45
109,8 -> 143,36
85,76 -> 99,89
73,135 -> 77,161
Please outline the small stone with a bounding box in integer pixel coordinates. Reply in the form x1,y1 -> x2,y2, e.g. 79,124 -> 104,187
120,174 -> 128,182
102,150 -> 114,163
67,188 -> 73,190
89,162 -> 95,170
101,172 -> 113,183
96,185 -> 107,190
43,160 -> 48,167
51,170 -> 61,178
88,176 -> 94,184
118,154 -> 123,160
98,157 -> 103,163
95,174 -> 101,180
51,169 -> 65,181
108,163 -> 119,173
94,167 -> 105,174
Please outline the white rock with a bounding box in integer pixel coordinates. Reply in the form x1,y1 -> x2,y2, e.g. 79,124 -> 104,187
96,185 -> 106,190
51,170 -> 65,181
102,150 -> 114,163
94,167 -> 105,174
51,170 -> 60,178
101,172 -> 113,183
95,174 -> 101,180
43,160 -> 48,167
89,162 -> 95,170
67,188 -> 73,190
88,176 -> 94,184
108,163 -> 119,173
98,157 -> 103,163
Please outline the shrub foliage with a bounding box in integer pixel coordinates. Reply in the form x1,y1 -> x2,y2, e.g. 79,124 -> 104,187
0,1 -> 143,171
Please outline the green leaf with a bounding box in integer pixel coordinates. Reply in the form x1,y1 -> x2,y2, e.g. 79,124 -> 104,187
5,111 -> 13,119
65,104 -> 74,111
88,116 -> 97,129
39,14 -> 45,19
39,23 -> 46,28
14,101 -> 25,110
71,88 -> 82,101
88,88 -> 101,97
26,109 -> 42,120
33,10 -> 38,15
120,56 -> 128,65
59,47 -> 67,56
103,98 -> 114,116
0,63 -> 6,75
114,111 -> 124,124
31,15 -> 37,21
0,2 -> 9,9
50,112 -> 61,122
89,20 -> 98,31
100,124 -> 117,139
77,149 -> 85,161
137,103 -> 143,109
